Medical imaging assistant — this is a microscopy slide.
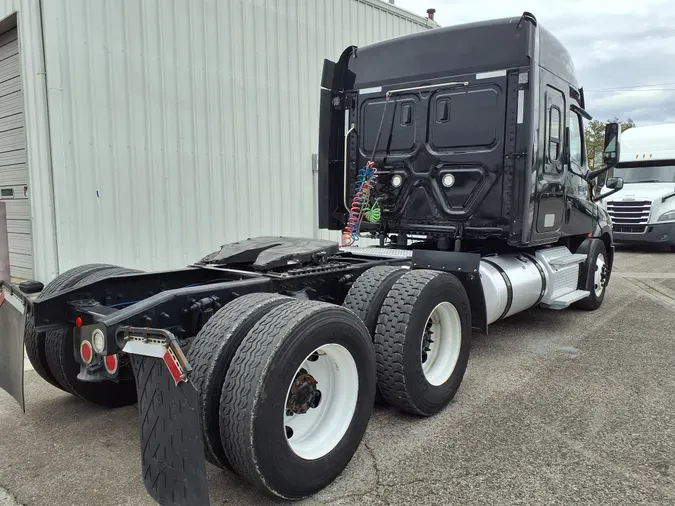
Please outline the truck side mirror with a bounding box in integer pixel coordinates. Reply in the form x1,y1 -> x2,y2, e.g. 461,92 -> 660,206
587,122 -> 622,182
602,122 -> 621,167
593,176 -> 624,202
605,177 -> 623,191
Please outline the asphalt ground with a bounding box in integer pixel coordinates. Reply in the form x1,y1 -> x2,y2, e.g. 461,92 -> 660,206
1,248 -> 675,505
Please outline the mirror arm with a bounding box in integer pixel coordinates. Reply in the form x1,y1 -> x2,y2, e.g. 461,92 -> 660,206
662,192 -> 675,203
585,163 -> 615,182
593,187 -> 621,202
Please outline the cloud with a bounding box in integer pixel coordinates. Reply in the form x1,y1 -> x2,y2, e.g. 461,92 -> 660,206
386,0 -> 675,125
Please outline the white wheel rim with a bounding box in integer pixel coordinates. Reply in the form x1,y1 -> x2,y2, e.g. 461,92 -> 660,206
594,253 -> 606,297
283,343 -> 359,460
421,302 -> 462,387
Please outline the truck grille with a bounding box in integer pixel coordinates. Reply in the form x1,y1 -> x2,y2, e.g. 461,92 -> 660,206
607,200 -> 652,226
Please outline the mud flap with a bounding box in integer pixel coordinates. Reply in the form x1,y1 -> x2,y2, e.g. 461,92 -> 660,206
0,284 -> 27,411
125,329 -> 210,506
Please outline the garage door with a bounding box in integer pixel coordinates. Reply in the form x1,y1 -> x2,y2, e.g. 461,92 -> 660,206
0,27 -> 30,281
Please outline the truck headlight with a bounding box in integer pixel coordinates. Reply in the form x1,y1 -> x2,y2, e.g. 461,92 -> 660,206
658,210 -> 675,222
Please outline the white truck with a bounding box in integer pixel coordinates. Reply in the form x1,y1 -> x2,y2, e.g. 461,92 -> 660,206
605,124 -> 675,250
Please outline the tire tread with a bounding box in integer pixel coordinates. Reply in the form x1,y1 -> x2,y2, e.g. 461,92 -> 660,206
45,266 -> 141,406
219,300 -> 316,497
25,263 -> 119,390
187,292 -> 292,470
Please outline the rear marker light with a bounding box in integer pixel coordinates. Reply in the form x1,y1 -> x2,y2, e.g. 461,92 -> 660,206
75,317 -> 83,328
104,354 -> 119,374
80,341 -> 93,364
91,329 -> 105,353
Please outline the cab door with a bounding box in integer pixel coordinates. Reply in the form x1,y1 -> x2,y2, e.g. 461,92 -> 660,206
534,77 -> 566,241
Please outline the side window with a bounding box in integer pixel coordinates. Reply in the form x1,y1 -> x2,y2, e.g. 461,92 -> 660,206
567,110 -> 588,198
548,106 -> 561,162
569,111 -> 584,167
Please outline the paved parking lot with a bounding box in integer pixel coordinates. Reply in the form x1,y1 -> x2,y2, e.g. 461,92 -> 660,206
1,249 -> 675,506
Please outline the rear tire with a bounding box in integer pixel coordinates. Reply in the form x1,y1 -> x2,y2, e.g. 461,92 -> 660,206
219,301 -> 376,500
187,292 -> 294,471
343,265 -> 407,405
24,263 -> 120,391
374,270 -> 471,416
573,239 -> 608,311
45,266 -> 141,407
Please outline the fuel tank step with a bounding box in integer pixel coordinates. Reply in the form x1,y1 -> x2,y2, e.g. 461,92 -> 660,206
544,289 -> 590,310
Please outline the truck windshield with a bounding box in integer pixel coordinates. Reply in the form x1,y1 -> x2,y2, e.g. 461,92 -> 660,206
613,162 -> 675,183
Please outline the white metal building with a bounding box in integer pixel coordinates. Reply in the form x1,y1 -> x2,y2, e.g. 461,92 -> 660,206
0,0 -> 435,283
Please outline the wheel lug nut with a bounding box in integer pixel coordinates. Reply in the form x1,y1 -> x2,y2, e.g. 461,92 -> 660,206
286,409 -> 294,417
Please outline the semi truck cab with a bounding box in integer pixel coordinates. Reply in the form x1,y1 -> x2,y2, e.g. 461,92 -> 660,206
605,124 -> 675,249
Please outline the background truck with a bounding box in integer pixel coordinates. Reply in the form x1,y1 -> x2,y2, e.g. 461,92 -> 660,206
603,123 -> 675,250
0,12 -> 629,506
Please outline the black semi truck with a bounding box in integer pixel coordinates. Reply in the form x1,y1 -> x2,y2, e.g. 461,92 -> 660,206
0,12 -> 628,506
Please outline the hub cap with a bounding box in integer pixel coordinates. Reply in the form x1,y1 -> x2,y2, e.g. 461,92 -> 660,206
420,302 -> 462,387
284,344 -> 358,460
594,253 -> 606,297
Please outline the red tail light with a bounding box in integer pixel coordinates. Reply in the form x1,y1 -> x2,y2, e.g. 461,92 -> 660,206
104,354 -> 119,374
80,340 -> 93,364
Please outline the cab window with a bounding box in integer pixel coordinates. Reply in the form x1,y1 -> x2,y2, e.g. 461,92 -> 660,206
569,111 -> 584,167
567,110 -> 588,198
548,106 -> 561,162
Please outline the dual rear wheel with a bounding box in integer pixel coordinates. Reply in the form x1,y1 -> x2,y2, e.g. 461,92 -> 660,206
24,264 -> 139,407
188,294 -> 376,500
187,267 -> 472,499
344,266 -> 472,416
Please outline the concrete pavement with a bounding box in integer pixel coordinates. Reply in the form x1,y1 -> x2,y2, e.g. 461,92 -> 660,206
1,250 -> 674,505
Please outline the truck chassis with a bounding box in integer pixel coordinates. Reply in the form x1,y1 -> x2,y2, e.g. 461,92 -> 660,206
0,235 -> 610,505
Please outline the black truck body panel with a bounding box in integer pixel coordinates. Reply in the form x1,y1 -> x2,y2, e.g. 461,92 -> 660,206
318,12 -> 609,249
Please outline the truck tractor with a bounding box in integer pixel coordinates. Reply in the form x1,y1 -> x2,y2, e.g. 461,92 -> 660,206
0,12 -> 628,506
603,123 -> 675,250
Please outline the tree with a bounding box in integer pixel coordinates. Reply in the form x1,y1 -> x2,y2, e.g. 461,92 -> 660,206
584,117 -> 635,170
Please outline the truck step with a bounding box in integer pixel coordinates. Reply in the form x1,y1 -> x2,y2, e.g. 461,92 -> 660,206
543,289 -> 590,310
548,253 -> 587,268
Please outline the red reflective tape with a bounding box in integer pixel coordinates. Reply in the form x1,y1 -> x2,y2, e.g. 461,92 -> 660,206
163,351 -> 184,385
0,292 -> 5,306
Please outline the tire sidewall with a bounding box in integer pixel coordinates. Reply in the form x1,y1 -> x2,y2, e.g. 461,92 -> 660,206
403,274 -> 471,415
581,240 -> 608,308
252,313 -> 375,499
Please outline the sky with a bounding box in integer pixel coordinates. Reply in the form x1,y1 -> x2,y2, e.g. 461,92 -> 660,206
389,0 -> 675,127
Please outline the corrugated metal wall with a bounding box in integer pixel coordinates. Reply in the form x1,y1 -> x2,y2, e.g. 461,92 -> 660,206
0,0 -> 59,284
40,0 -> 433,274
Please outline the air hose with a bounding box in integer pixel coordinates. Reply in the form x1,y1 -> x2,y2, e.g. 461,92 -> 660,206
341,162 -> 379,246
340,95 -> 392,247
